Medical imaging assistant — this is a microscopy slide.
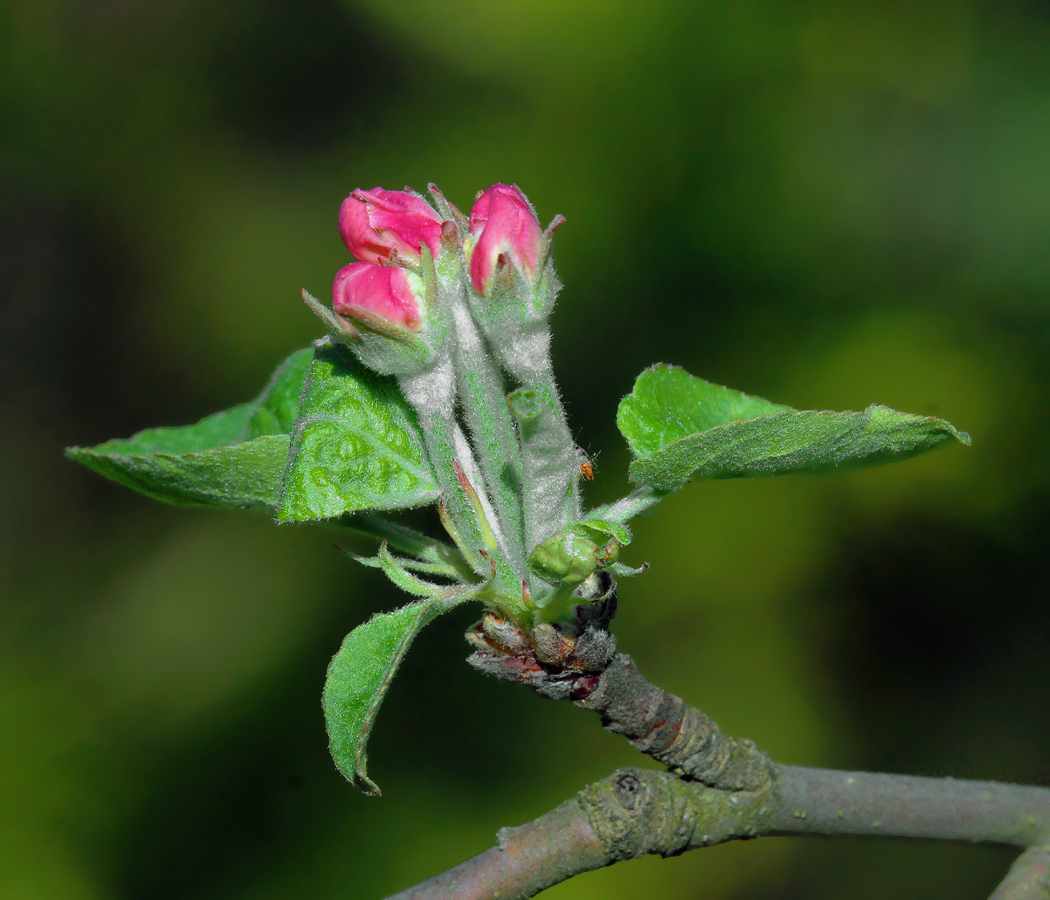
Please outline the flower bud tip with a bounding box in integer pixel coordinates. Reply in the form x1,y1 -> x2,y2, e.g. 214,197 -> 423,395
332,262 -> 425,333
468,183 -> 544,296
340,187 -> 443,266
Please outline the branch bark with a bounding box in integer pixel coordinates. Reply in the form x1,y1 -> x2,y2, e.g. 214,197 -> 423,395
576,652 -> 773,791
448,626 -> 1050,900
769,765 -> 1050,845
989,845 -> 1050,900
386,766 -> 1050,900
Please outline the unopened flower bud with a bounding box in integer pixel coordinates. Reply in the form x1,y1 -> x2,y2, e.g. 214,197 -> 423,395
326,261 -> 446,375
528,529 -> 600,586
333,261 -> 425,331
339,188 -> 444,266
468,183 -> 544,295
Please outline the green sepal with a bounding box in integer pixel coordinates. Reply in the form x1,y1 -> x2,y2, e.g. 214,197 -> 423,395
278,339 -> 441,522
608,561 -> 649,578
567,519 -> 632,547
348,542 -> 466,597
620,364 -> 971,492
303,285 -> 448,378
338,513 -> 473,582
65,347 -> 313,511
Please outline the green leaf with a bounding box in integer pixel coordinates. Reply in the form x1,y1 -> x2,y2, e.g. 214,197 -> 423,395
620,364 -> 971,492
65,348 -> 314,511
617,365 -> 788,458
323,598 -> 456,795
278,340 -> 440,522
246,347 -> 318,436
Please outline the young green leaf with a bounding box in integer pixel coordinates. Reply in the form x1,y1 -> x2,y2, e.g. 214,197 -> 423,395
620,364 -> 971,492
65,348 -> 313,511
617,364 -> 789,457
324,597 -> 459,795
278,340 -> 440,522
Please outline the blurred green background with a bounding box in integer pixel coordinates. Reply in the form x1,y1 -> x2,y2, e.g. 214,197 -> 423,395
2,0 -> 1049,897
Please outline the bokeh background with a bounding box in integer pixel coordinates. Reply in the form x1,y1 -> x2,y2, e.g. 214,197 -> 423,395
3,1 -> 1049,897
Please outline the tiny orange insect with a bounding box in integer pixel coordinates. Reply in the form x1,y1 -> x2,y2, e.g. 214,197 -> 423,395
579,460 -> 594,481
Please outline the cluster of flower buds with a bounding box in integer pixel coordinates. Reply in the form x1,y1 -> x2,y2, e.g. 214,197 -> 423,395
312,188 -> 453,375
307,180 -> 588,624
313,183 -> 561,375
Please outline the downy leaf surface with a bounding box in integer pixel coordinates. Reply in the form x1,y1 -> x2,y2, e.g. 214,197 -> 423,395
324,597 -> 458,795
619,364 -> 970,492
65,348 -> 313,511
278,340 -> 439,521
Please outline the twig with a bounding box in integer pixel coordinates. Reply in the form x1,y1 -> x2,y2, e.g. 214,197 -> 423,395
383,798 -> 604,900
469,643 -> 774,792
769,765 -> 1050,845
467,583 -> 775,792
576,652 -> 773,791
453,627 -> 1050,900
989,845 -> 1050,900
386,766 -> 1050,900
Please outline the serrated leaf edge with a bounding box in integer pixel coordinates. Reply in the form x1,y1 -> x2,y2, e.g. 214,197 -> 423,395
628,403 -> 971,490
64,435 -> 290,510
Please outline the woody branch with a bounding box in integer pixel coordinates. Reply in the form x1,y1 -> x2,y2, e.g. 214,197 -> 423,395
388,641 -> 1050,900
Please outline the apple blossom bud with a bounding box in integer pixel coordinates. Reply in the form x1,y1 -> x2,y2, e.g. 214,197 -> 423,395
468,183 -> 544,295
464,186 -> 576,545
333,261 -> 425,331
320,261 -> 447,375
529,529 -> 601,586
339,188 -> 444,266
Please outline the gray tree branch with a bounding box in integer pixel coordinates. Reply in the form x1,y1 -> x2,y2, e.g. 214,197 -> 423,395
989,845 -> 1050,900
386,766 -> 1050,900
576,652 -> 773,791
431,618 -> 1050,900
769,765 -> 1050,845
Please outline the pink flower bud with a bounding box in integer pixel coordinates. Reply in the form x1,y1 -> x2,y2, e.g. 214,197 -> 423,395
468,184 -> 544,295
332,261 -> 425,332
339,188 -> 444,265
